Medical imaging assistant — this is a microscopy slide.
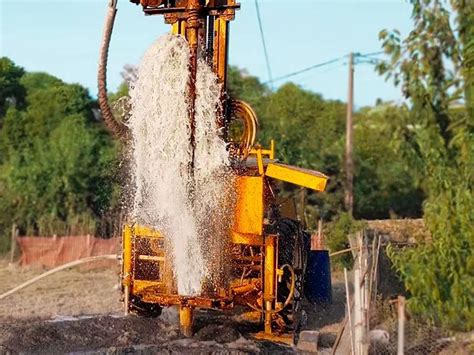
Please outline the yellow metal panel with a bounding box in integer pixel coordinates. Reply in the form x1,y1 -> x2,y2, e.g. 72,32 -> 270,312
171,20 -> 186,35
233,176 -> 264,236
133,279 -> 165,295
231,231 -> 264,246
171,22 -> 179,34
133,224 -> 162,238
265,163 -> 328,192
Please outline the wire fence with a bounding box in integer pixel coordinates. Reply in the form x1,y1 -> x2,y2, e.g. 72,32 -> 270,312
333,229 -> 473,355
369,296 -> 471,355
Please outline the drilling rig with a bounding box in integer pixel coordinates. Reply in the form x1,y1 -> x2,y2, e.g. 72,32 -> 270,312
98,0 -> 328,344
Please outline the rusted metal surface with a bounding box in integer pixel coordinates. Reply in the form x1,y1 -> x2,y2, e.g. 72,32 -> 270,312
185,0 -> 201,177
140,293 -> 234,309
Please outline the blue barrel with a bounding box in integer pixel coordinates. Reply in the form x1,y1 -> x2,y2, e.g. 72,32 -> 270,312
305,250 -> 332,304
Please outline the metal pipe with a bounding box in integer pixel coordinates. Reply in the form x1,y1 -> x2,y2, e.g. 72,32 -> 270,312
263,235 -> 276,334
185,0 -> 202,181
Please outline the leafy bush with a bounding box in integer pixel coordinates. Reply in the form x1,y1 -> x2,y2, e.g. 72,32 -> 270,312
379,0 -> 474,331
325,212 -> 365,269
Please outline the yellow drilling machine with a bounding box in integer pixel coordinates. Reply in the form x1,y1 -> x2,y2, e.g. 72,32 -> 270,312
98,0 -> 328,344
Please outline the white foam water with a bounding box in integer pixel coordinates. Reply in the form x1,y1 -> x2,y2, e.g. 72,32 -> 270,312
128,34 -> 233,296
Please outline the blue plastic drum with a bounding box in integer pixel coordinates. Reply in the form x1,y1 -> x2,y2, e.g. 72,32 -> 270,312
305,250 -> 332,304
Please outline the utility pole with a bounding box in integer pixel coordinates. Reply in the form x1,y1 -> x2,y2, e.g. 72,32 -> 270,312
345,52 -> 354,216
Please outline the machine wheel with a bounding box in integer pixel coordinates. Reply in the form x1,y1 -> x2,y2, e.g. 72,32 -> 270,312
275,218 -> 309,343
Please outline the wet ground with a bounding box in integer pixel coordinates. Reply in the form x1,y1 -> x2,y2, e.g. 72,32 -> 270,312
0,260 -> 345,354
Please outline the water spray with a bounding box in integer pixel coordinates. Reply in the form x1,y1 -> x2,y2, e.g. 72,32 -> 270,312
98,0 -> 329,344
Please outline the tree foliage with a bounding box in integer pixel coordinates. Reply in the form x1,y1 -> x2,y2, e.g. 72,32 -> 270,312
0,57 -> 26,118
378,0 -> 474,330
0,66 -> 119,251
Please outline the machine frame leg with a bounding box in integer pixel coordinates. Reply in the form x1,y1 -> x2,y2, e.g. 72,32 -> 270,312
179,305 -> 194,337
264,235 -> 277,334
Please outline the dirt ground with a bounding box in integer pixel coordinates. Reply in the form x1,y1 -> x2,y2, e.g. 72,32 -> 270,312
0,259 -> 345,354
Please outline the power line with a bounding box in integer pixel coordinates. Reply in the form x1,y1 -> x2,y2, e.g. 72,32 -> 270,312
291,62 -> 348,86
357,50 -> 385,58
254,0 -> 273,89
264,55 -> 348,85
355,57 -> 384,65
265,50 -> 387,85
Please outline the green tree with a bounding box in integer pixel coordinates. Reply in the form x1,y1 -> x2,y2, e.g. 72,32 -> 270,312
0,57 -> 26,118
354,104 -> 423,219
0,63 -> 119,250
378,0 -> 474,330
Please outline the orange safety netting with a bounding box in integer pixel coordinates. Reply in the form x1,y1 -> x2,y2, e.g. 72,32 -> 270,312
17,236 -> 120,268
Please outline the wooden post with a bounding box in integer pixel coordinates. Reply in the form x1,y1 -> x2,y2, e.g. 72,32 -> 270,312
362,245 -> 370,354
10,224 -> 18,264
345,52 -> 354,216
372,236 -> 382,304
353,265 -> 362,355
397,296 -> 405,355
311,219 -> 324,250
318,219 -> 323,243
344,268 -> 355,355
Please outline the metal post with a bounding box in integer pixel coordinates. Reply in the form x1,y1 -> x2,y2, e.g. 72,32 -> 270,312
397,296 -> 405,355
345,52 -> 354,216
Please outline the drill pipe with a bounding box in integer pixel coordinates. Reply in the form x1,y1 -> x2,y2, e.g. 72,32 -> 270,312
185,0 -> 202,183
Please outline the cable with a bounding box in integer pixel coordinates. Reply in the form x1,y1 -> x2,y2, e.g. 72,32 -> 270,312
264,55 -> 347,85
264,49 -> 387,85
254,0 -> 274,89
355,57 -> 384,66
358,49 -> 385,58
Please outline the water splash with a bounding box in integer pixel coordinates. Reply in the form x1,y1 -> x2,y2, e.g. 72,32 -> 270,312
128,34 -> 233,295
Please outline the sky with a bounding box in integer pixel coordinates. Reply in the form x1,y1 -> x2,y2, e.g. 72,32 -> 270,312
1,0 -> 413,107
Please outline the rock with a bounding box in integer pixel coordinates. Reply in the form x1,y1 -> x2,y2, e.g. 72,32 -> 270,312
160,307 -> 179,323
369,329 -> 390,345
297,330 -> 319,353
318,332 -> 337,348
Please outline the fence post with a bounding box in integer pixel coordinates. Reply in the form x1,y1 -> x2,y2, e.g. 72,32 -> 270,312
354,265 -> 363,354
344,268 -> 355,355
397,295 -> 405,355
10,224 -> 18,264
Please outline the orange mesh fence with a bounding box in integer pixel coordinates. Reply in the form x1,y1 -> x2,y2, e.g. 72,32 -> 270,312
17,235 -> 120,268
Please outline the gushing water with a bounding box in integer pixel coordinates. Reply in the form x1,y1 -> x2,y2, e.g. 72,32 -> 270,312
128,34 -> 233,295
